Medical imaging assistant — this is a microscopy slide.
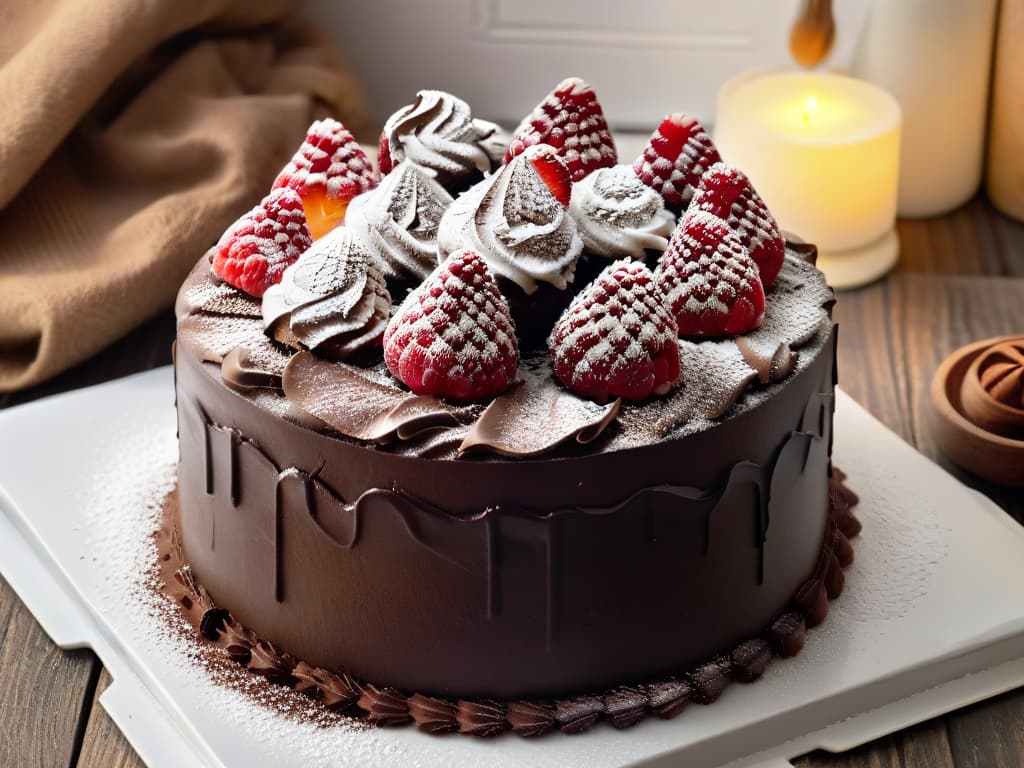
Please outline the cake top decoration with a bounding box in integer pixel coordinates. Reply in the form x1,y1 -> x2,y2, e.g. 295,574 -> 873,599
384,249 -> 519,402
549,259 -> 680,403
690,162 -> 786,289
344,159 -> 453,284
438,144 -> 582,295
261,227 -> 391,361
633,113 -> 722,209
569,164 -> 675,260
379,90 -> 498,187
505,76 -> 617,182
272,118 -> 378,239
212,187 -> 312,298
655,210 -> 766,338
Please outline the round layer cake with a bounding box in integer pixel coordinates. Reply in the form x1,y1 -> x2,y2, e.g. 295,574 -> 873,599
170,79 -> 855,718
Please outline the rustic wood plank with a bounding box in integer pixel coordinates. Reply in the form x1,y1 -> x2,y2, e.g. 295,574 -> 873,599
0,578 -> 98,767
895,196 -> 1024,277
76,668 -> 145,768
947,690 -> 1024,768
796,718 -> 956,768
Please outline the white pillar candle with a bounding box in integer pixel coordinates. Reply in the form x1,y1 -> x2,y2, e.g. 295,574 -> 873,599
715,71 -> 901,289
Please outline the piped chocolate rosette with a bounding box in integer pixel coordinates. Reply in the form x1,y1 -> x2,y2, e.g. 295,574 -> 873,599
344,159 -> 453,290
261,227 -> 391,362
438,144 -> 583,344
378,90 -> 506,192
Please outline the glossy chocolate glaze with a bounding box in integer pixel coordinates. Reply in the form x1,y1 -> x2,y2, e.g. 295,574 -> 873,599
174,310 -> 837,699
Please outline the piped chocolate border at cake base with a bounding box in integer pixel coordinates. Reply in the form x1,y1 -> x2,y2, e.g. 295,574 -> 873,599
157,470 -> 860,738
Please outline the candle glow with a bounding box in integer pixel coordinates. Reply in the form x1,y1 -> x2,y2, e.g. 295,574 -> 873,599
715,72 -> 901,254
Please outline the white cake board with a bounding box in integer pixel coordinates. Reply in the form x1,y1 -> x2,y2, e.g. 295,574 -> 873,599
1,367 -> 1023,768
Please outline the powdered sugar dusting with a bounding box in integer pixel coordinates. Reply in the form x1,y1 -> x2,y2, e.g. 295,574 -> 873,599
82,446 -> 412,765
178,314 -> 267,363
273,118 -> 378,201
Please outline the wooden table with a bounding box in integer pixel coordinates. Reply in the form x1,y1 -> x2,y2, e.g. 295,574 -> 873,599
1,196 -> 1022,767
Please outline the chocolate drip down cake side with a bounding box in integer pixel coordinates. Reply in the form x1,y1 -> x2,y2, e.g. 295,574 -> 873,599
168,77 -> 862,737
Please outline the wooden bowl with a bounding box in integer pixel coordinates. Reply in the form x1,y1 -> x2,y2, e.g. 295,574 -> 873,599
929,335 -> 1024,487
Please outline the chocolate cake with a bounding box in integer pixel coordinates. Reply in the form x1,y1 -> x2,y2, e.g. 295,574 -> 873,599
169,77 -> 860,736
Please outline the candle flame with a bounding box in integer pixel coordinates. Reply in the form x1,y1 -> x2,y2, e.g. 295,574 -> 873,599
802,95 -> 820,124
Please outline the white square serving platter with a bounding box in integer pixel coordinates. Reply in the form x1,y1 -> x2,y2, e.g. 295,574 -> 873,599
0,367 -> 1022,768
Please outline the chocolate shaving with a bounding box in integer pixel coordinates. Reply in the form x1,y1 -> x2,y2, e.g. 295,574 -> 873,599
456,699 -> 509,737
506,701 -> 555,737
602,686 -> 649,729
408,693 -> 459,734
357,684 -> 412,726
646,678 -> 691,720
554,695 -> 604,734
459,363 -> 621,457
178,314 -> 267,364
282,351 -> 464,443
731,638 -> 773,683
248,640 -> 297,686
221,342 -> 292,391
176,257 -> 262,319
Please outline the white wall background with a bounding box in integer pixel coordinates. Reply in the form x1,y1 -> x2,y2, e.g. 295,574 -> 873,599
305,0 -> 870,130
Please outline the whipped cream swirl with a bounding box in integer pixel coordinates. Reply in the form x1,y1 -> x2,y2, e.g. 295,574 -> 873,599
569,165 -> 675,260
381,91 -> 501,186
262,228 -> 391,361
437,145 -> 583,294
345,160 -> 452,283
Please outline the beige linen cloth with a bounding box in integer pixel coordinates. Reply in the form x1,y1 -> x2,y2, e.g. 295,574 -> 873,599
0,0 -> 374,391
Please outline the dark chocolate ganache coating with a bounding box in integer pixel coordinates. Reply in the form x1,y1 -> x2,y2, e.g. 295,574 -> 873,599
173,314 -> 837,699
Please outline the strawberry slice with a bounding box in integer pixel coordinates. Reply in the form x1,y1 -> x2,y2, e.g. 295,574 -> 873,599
505,77 -> 617,182
528,146 -> 572,207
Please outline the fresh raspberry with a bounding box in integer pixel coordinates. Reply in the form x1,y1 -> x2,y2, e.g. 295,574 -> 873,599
528,145 -> 572,207
689,162 -> 785,289
633,113 -> 721,209
272,118 -> 379,239
505,77 -> 617,182
212,187 -> 312,298
549,259 -> 680,403
655,210 -> 765,337
383,250 -> 519,402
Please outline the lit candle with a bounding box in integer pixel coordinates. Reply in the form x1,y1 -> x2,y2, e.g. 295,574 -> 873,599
715,71 -> 901,289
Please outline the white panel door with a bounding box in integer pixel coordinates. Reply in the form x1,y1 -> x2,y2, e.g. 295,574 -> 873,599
305,0 -> 869,130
